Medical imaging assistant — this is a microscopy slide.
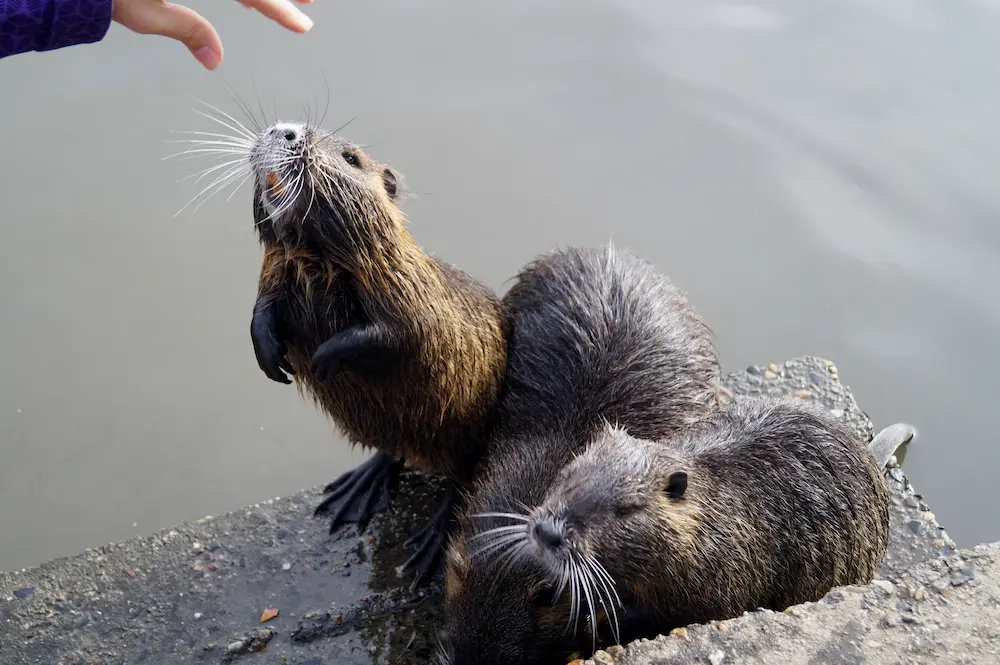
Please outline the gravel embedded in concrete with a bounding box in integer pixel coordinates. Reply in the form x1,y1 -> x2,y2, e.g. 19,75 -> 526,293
0,357 -> 962,664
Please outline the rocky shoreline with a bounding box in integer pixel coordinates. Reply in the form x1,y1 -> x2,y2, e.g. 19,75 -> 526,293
0,356 -> 979,665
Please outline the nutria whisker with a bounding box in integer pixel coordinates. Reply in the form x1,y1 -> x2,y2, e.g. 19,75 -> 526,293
578,557 -> 600,653
583,553 -> 621,645
435,630 -> 452,665
222,82 -> 266,135
182,158 -> 249,184
175,163 -> 249,216
190,167 -> 254,215
468,532 -> 526,561
166,139 -> 252,151
264,164 -> 307,224
587,555 -> 621,609
568,557 -> 582,637
168,128 -> 256,142
167,149 -> 251,164
467,524 -> 529,544
193,98 -> 258,141
226,172 -> 254,203
469,511 -> 532,523
494,539 -> 532,587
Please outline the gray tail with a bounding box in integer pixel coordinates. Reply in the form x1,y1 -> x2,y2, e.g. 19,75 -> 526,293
869,422 -> 918,470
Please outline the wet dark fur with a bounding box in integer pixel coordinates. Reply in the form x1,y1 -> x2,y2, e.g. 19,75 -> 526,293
532,396 -> 891,643
442,245 -> 722,665
251,132 -> 508,485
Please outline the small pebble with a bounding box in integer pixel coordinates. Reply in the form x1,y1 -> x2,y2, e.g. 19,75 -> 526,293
872,580 -> 895,595
746,365 -> 761,375
260,608 -> 279,623
282,562 -> 293,571
764,370 -> 778,380
767,362 -> 778,373
951,568 -> 975,586
829,409 -> 844,418
792,390 -> 811,399
194,612 -> 203,620
13,587 -> 33,599
606,646 -> 625,660
881,615 -> 898,628
913,587 -> 927,601
709,650 -> 726,665
931,577 -> 950,593
592,650 -> 614,665
669,627 -> 689,641
227,641 -> 244,653
901,615 -> 920,625
904,496 -> 921,509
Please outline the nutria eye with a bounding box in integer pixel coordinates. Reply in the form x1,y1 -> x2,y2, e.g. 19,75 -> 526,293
343,152 -> 359,167
664,471 -> 688,500
615,505 -> 642,518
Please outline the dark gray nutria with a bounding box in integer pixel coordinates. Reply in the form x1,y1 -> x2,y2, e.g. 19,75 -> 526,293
441,244 -> 722,665
517,399 -> 912,653
245,121 -> 509,585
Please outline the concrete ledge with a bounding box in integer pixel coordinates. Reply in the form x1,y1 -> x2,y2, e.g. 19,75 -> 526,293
0,357 -> 960,665
617,541 -> 1000,665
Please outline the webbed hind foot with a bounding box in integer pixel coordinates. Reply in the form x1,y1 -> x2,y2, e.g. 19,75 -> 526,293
399,483 -> 460,589
314,452 -> 404,533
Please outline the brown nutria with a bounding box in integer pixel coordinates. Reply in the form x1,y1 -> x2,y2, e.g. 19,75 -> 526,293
243,120 -> 509,585
507,399 -> 914,656
441,244 -> 723,665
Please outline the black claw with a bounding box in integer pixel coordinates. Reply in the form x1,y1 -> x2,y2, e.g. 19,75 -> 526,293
401,484 -> 461,589
314,453 -> 401,535
251,305 -> 292,385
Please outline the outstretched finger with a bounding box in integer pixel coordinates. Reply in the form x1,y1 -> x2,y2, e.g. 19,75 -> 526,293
238,0 -> 314,33
117,1 -> 224,69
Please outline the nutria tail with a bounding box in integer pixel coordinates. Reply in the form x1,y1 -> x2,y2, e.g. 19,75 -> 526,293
869,422 -> 918,470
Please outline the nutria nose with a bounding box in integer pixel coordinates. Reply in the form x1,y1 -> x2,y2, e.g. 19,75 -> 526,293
533,520 -> 565,549
268,125 -> 300,144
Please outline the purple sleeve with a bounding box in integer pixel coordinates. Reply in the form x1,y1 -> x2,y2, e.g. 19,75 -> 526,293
0,0 -> 114,59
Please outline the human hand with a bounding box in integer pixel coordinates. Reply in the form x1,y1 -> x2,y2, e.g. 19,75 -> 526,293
111,0 -> 315,71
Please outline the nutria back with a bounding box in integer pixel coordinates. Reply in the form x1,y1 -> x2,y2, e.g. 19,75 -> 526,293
530,396 -> 891,642
443,244 -> 721,665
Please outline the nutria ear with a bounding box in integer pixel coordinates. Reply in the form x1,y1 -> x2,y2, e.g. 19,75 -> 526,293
664,471 -> 687,500
382,167 -> 399,199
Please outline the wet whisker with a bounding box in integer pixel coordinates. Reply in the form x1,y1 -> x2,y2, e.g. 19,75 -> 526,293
469,512 -> 532,523
193,98 -> 257,141
468,532 -> 526,560
467,525 -> 528,543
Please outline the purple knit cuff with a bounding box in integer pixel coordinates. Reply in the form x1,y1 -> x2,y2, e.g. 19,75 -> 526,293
40,0 -> 113,52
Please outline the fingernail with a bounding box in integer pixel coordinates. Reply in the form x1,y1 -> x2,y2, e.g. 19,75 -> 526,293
297,12 -> 314,31
194,46 -> 221,70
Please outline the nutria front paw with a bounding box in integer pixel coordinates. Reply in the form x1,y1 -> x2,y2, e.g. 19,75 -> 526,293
251,306 -> 294,384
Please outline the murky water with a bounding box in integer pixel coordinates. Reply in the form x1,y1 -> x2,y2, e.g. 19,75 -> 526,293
1,0 -> 998,571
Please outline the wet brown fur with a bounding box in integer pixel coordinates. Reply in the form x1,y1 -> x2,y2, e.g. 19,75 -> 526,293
253,137 -> 508,483
533,396 -> 891,639
442,246 -> 723,665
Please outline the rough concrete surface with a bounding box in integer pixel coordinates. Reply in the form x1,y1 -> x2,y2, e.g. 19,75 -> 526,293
0,357 -> 962,665
617,541 -> 1000,665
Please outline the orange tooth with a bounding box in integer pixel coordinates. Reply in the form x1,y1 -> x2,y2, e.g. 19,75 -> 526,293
266,171 -> 284,196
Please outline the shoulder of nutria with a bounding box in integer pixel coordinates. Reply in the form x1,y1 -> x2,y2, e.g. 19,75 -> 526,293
496,244 -> 721,443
